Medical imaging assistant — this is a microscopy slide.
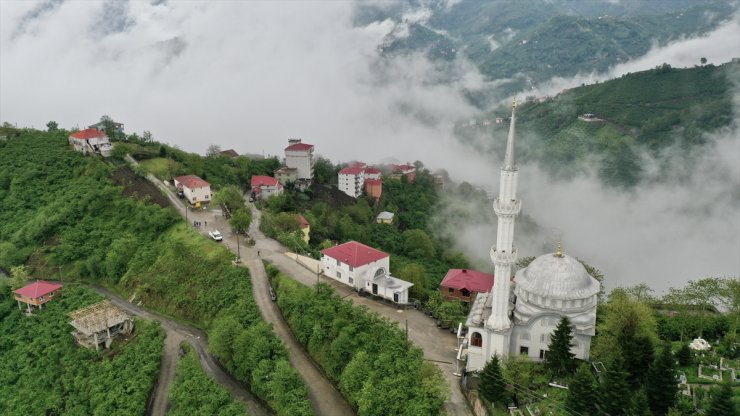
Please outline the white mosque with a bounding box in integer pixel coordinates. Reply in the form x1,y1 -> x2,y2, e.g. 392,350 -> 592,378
461,100 -> 601,373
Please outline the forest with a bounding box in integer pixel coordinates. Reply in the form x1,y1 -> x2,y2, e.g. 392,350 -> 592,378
0,130 -> 312,415
0,284 -> 164,416
267,265 -> 449,416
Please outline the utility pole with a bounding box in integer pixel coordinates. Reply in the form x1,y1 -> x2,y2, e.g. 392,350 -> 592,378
316,263 -> 320,293
405,319 -> 409,348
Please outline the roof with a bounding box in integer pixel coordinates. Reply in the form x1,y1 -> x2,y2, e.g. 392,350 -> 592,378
14,280 -> 62,298
69,300 -> 130,335
514,252 -> 600,300
274,167 -> 298,174
285,143 -> 314,151
440,269 -> 494,293
364,167 -> 381,175
394,164 -> 416,172
251,175 -> 279,187
220,149 -> 239,158
70,129 -> 107,140
376,211 -> 394,220
296,214 -> 310,229
348,161 -> 367,168
175,175 -> 210,189
339,166 -> 364,175
365,178 -> 382,186
321,241 -> 389,268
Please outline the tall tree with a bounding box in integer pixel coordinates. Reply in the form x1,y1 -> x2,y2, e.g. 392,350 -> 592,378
212,185 -> 246,215
705,383 -> 738,416
593,289 -> 659,364
229,210 -> 252,234
676,343 -> 692,366
545,316 -> 576,378
646,342 -> 678,415
479,355 -> 507,406
630,389 -> 652,416
10,265 -> 29,290
46,121 -> 58,132
565,363 -> 599,416
206,144 -> 222,157
599,354 -> 632,416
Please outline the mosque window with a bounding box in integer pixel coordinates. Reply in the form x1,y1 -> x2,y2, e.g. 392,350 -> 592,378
471,332 -> 483,347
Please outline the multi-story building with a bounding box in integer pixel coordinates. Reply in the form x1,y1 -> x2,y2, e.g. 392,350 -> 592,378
284,139 -> 314,181
338,166 -> 365,198
174,175 -> 212,205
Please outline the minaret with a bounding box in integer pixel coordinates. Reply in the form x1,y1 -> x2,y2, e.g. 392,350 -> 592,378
487,98 -> 522,332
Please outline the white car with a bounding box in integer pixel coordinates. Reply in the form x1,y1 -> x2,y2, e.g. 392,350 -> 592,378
209,230 -> 223,241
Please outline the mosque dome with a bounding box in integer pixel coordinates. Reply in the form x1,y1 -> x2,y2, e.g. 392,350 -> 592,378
514,252 -> 600,301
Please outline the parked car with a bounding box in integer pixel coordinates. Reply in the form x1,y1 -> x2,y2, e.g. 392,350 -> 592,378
176,189 -> 184,198
209,230 -> 223,241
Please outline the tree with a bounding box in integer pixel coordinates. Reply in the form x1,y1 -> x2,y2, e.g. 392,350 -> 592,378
646,342 -> 678,415
700,57 -> 707,66
599,354 -> 632,416
479,355 -> 507,406
705,383 -> 738,416
631,389 -> 653,416
206,144 -> 222,157
212,185 -> 245,215
10,265 -> 29,290
142,130 -> 153,142
395,263 -> 429,300
545,316 -> 576,378
676,343 -> 692,366
229,210 -> 252,234
402,229 -> 435,260
593,289 -> 658,363
312,156 -> 337,184
46,121 -> 58,132
565,363 -> 598,415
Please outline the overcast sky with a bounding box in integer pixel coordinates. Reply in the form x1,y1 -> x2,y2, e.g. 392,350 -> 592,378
1,1 -> 738,291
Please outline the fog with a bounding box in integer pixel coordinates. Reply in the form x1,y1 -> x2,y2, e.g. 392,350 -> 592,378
1,1 -> 738,291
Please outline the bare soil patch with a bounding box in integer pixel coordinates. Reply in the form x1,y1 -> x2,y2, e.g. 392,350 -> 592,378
111,166 -> 170,208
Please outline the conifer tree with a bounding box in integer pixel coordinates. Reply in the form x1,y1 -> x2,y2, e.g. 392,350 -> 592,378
565,363 -> 598,415
630,389 -> 652,416
706,383 -> 738,416
676,343 -> 692,366
599,354 -> 632,416
545,316 -> 576,378
478,355 -> 507,406
646,342 -> 678,415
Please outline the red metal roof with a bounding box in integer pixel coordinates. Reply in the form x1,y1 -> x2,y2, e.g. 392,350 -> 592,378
364,178 -> 382,186
175,175 -> 210,189
394,164 -> 416,172
440,269 -> 494,293
69,129 -> 107,140
339,166 -> 364,175
364,167 -> 381,175
296,214 -> 310,229
251,175 -> 279,187
285,143 -> 314,151
14,280 -> 62,298
321,241 -> 389,268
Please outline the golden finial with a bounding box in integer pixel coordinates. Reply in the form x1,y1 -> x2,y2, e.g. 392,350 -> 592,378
555,241 -> 563,258
512,97 -> 517,108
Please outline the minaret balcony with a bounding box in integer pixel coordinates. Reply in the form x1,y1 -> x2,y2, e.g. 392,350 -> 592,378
493,198 -> 521,216
490,248 -> 518,264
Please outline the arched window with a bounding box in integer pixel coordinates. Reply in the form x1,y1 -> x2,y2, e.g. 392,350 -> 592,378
471,332 -> 483,347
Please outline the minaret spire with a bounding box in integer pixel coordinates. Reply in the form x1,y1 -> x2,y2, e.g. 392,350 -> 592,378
486,98 -> 522,335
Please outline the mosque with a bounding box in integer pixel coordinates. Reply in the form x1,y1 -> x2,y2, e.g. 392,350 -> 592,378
460,100 -> 601,373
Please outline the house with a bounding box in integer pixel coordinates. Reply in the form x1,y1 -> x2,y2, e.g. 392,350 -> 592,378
364,178 -> 382,199
174,175 -> 212,205
338,166 -> 365,198
274,167 -> 298,186
69,129 -> 113,157
320,241 -> 413,304
364,167 -> 381,180
376,211 -> 394,224
14,280 -> 63,313
219,149 -> 239,158
284,139 -> 314,181
296,214 -> 310,243
69,300 -> 133,350
251,175 -> 283,200
439,269 -> 494,306
389,164 -> 416,182
89,120 -> 124,135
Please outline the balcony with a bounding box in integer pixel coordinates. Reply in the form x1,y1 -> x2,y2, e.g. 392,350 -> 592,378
493,198 -> 521,216
490,248 -> 517,264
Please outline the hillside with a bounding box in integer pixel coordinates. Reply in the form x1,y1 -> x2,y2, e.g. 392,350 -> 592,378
459,61 -> 738,187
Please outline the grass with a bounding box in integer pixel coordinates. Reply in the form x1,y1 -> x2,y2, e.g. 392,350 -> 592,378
138,157 -> 179,180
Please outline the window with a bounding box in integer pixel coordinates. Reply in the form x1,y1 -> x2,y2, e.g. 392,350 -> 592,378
348,277 -> 353,284
336,271 -> 341,279
470,332 -> 483,347
448,288 -> 454,294
539,349 -> 546,359
49,292 -> 54,297
520,346 -> 529,355
349,265 -> 353,272
336,259 -> 340,266
461,289 -> 471,297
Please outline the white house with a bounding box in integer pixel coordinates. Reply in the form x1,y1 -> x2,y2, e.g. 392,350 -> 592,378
251,175 -> 283,200
174,175 -> 212,205
320,241 -> 413,304
284,139 -> 314,181
338,166 -> 365,198
68,129 -> 113,157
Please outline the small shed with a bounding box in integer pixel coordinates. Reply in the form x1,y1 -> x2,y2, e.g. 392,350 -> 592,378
14,280 -> 62,313
69,300 -> 133,350
376,211 -> 394,224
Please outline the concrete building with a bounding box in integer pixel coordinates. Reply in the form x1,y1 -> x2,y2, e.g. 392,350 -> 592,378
439,269 -> 493,306
364,167 -> 381,180
364,178 -> 382,199
69,129 -> 113,157
274,167 -> 298,186
251,175 -> 284,200
14,281 -> 62,313
459,100 -> 600,372
320,241 -> 413,304
69,300 -> 133,350
338,166 -> 365,198
89,120 -> 124,135
174,175 -> 212,205
284,139 -> 314,181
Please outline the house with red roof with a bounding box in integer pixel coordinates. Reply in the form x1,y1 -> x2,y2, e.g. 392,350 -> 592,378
14,280 -> 63,313
251,175 -> 283,200
174,175 -> 212,205
390,164 -> 416,182
338,166 -> 365,198
296,214 -> 310,243
439,269 -> 494,306
284,139 -> 314,182
363,167 -> 381,180
68,129 -> 112,157
320,241 -> 413,304
364,178 -> 382,199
